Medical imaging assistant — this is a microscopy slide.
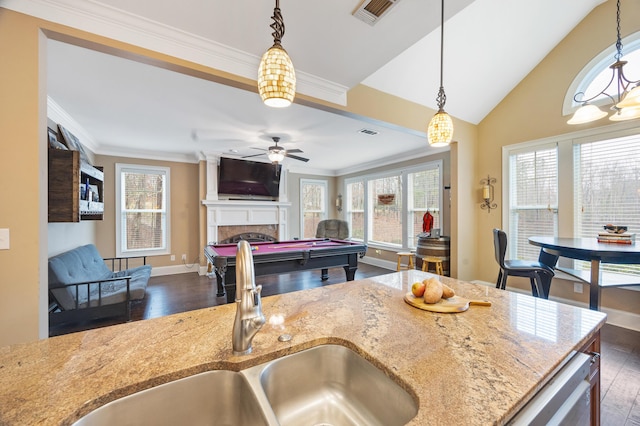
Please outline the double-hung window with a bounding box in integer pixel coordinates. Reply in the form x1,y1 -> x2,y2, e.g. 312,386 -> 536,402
300,179 -> 327,238
574,133 -> 640,274
347,180 -> 365,241
116,164 -> 170,257
408,167 -> 441,247
369,174 -> 403,247
507,145 -> 558,261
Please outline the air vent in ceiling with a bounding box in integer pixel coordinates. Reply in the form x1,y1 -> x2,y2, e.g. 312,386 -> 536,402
358,128 -> 379,136
352,0 -> 401,26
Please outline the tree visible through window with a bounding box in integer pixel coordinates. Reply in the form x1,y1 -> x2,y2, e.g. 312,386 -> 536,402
575,134 -> 640,273
300,179 -> 327,238
348,180 -> 364,240
370,175 -> 402,246
116,164 -> 170,256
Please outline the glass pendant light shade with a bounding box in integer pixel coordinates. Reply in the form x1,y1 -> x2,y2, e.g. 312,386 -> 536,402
567,104 -> 608,124
427,110 -> 454,147
609,106 -> 640,121
258,45 -> 296,108
427,0 -> 453,148
616,85 -> 640,109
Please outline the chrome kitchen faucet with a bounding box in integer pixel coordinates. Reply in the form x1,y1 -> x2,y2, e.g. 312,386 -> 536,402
232,240 -> 265,355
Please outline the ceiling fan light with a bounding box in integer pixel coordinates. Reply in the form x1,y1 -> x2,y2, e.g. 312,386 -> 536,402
258,45 -> 296,108
427,110 -> 453,147
616,85 -> 640,109
267,149 -> 286,163
567,104 -> 608,125
609,106 -> 640,121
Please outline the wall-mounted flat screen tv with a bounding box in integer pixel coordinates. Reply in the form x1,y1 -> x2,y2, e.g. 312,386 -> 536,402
218,157 -> 281,198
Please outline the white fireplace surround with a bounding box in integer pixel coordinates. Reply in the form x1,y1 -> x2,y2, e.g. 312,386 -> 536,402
202,155 -> 291,244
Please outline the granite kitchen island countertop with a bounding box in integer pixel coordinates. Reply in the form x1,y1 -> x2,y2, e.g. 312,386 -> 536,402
0,270 -> 606,425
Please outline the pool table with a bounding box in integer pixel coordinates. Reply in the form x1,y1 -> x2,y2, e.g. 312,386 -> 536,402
204,238 -> 368,303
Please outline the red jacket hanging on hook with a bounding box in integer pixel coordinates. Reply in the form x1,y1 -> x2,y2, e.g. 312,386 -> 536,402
422,211 -> 434,233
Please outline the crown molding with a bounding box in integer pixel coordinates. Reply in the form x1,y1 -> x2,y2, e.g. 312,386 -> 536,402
47,96 -> 98,152
5,0 -> 348,105
98,145 -> 201,164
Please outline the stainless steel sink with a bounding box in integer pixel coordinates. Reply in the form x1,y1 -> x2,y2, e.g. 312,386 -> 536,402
73,345 -> 417,426
254,344 -> 418,426
72,370 -> 269,426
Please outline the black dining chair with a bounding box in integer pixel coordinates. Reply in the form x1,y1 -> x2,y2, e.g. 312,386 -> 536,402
493,229 -> 555,298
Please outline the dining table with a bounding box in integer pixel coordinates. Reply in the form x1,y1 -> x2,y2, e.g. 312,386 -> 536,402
529,236 -> 640,310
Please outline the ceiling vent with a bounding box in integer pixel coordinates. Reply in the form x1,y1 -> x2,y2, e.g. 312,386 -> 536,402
358,128 -> 379,136
352,0 -> 401,26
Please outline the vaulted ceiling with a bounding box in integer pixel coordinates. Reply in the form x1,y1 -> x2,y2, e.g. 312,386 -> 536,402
6,0 -> 606,173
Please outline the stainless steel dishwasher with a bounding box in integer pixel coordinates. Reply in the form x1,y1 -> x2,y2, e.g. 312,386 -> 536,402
508,351 -> 595,425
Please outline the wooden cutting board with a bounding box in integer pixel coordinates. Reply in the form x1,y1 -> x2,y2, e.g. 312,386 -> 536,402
404,293 -> 491,313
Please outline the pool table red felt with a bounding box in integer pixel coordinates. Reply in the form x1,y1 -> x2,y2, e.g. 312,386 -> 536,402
204,238 -> 367,303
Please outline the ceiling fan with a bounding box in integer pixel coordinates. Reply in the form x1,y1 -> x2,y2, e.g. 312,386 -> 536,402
243,137 -> 309,164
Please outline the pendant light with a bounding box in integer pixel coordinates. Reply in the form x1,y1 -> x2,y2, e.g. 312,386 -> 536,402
258,0 -> 296,108
568,0 -> 640,124
427,0 -> 454,147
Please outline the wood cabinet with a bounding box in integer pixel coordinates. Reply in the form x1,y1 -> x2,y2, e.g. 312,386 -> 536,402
579,330 -> 601,426
48,148 -> 104,222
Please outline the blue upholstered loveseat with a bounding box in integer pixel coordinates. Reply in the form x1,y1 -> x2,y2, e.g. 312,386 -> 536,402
48,244 -> 152,325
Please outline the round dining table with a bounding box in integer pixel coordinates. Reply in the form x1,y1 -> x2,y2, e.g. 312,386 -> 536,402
529,236 -> 640,310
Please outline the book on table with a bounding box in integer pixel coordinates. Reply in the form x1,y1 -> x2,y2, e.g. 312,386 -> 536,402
597,232 -> 636,244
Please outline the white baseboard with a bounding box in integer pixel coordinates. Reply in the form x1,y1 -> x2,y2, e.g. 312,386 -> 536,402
150,264 -> 202,277
469,280 -> 640,332
359,257 -> 397,271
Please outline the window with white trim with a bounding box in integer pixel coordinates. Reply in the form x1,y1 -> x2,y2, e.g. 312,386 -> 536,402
408,168 -> 442,247
116,164 -> 170,257
346,161 -> 442,249
504,127 -> 640,276
347,180 -> 365,241
508,145 -> 558,261
369,174 -> 403,246
300,179 -> 327,238
574,133 -> 640,274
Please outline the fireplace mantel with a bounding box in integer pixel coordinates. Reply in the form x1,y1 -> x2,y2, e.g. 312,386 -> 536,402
202,200 -> 291,208
202,200 -> 291,244
201,155 -> 291,245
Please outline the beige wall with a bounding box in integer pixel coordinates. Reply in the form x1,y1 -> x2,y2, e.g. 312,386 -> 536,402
0,10 -> 47,345
475,0 -> 640,315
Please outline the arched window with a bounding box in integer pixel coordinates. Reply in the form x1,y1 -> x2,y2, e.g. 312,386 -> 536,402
563,31 -> 640,116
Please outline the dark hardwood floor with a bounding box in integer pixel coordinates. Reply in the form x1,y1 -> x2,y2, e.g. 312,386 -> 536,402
49,264 -> 640,425
49,263 -> 393,336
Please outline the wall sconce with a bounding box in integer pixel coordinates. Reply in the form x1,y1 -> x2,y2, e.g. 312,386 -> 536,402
480,175 -> 497,213
336,194 -> 343,212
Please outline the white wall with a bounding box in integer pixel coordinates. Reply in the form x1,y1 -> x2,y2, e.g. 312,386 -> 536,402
47,222 -> 97,257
